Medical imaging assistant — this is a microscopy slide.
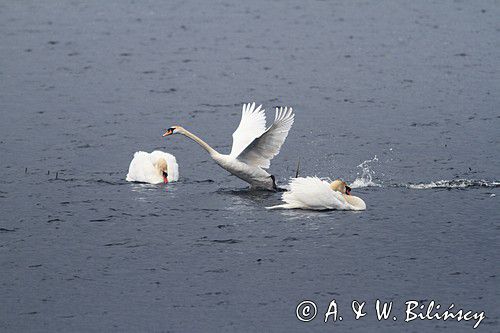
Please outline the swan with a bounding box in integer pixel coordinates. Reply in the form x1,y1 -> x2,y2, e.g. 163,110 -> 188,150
126,150 -> 179,184
162,102 -> 294,191
267,177 -> 366,210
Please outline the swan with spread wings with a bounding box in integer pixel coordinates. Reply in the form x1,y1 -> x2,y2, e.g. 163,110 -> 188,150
162,102 -> 294,190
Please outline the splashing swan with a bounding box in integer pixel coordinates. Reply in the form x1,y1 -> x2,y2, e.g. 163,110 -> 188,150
163,102 -> 294,191
126,151 -> 179,184
267,177 -> 366,210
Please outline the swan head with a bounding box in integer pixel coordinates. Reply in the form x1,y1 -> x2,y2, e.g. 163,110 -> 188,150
330,179 -> 352,195
154,158 -> 169,183
162,126 -> 184,137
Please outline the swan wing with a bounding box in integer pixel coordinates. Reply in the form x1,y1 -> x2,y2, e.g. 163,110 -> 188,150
236,107 -> 294,169
126,151 -> 162,184
230,102 -> 267,157
279,177 -> 347,210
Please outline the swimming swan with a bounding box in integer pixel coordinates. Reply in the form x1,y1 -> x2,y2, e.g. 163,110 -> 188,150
267,177 -> 366,210
163,102 -> 294,191
126,150 -> 179,184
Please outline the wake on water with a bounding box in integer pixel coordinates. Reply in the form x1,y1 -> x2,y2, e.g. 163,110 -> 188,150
406,179 -> 500,190
350,156 -> 498,190
284,155 -> 497,191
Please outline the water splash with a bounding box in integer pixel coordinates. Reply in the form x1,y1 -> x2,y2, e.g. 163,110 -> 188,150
406,179 -> 499,189
351,156 -> 382,188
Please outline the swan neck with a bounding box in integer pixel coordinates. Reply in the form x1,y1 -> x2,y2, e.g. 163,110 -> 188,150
182,129 -> 217,156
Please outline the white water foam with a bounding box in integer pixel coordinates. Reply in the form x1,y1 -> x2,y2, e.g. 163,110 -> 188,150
406,179 -> 499,189
351,155 -> 382,188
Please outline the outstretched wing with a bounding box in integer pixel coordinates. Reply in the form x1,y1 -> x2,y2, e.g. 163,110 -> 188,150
230,102 -> 267,157
236,107 -> 294,169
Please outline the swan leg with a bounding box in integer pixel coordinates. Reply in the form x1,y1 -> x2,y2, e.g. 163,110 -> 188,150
270,175 -> 278,191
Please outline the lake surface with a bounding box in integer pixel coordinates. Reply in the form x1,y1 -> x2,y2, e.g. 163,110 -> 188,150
0,1 -> 498,332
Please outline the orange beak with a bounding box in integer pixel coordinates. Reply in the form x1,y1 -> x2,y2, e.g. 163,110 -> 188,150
162,129 -> 173,137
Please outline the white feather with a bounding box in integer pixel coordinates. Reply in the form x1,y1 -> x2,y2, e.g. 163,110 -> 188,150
230,102 -> 267,157
236,107 -> 294,169
267,177 -> 366,211
126,150 -> 179,184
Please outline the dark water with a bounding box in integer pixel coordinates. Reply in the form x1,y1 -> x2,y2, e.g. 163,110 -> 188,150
1,1 -> 499,332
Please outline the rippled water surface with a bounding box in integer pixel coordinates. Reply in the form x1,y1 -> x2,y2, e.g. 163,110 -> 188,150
1,1 -> 499,332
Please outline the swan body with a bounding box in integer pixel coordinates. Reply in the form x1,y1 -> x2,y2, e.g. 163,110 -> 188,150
163,102 -> 294,190
126,150 -> 179,184
267,177 -> 366,211
211,153 -> 277,189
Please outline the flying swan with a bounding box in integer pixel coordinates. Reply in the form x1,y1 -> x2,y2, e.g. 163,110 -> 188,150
267,177 -> 366,210
162,102 -> 294,190
126,150 -> 179,184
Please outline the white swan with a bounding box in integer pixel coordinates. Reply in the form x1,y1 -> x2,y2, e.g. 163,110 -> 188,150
163,102 -> 294,191
126,150 -> 179,184
267,177 -> 366,210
